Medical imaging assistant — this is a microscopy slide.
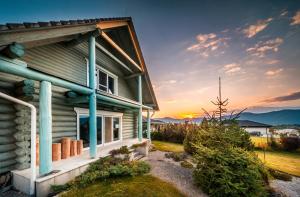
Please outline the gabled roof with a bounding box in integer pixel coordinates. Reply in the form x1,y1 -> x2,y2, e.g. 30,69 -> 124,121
0,17 -> 159,110
238,120 -> 272,128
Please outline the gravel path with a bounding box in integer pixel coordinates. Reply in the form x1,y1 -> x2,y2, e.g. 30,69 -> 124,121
270,177 -> 300,197
145,151 -> 207,197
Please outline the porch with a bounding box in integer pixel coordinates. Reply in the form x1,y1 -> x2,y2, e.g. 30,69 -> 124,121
12,138 -> 149,197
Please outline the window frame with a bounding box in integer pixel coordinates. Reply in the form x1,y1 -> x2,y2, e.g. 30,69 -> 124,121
86,58 -> 118,96
74,108 -> 123,149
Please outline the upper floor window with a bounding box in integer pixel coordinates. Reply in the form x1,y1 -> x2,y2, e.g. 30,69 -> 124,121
86,59 -> 118,95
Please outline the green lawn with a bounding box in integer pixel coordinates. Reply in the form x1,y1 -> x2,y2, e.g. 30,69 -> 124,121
255,150 -> 300,176
60,175 -> 185,197
152,140 -> 184,153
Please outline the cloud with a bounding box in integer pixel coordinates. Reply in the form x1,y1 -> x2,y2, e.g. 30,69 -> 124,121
280,10 -> 288,17
265,68 -> 283,76
246,38 -> 283,57
243,18 -> 273,38
223,63 -> 241,74
263,91 -> 300,103
265,59 -> 280,65
167,80 -> 177,84
291,10 -> 300,25
187,33 -> 229,57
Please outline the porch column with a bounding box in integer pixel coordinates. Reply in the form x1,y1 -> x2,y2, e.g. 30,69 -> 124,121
137,75 -> 143,141
39,81 -> 52,175
89,36 -> 97,158
147,109 -> 151,140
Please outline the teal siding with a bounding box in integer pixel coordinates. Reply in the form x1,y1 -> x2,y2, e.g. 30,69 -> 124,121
122,110 -> 137,139
22,43 -> 87,86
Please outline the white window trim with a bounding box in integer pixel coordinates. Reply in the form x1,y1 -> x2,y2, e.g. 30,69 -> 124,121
74,107 -> 123,149
85,58 -> 118,96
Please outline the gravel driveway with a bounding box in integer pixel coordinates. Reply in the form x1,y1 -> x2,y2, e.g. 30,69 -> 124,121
145,151 -> 207,197
271,177 -> 300,197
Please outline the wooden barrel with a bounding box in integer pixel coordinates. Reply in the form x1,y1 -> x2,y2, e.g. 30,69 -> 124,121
77,140 -> 83,155
70,140 -> 77,156
61,138 -> 71,159
36,135 -> 39,165
52,143 -> 61,161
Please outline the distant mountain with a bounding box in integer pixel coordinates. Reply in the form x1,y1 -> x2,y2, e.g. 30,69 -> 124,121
237,109 -> 300,126
155,109 -> 300,126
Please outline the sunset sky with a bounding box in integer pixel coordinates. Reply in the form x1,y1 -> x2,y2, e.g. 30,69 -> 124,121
1,0 -> 300,118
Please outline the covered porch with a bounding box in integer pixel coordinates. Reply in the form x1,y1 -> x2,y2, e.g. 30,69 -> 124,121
12,138 -> 149,196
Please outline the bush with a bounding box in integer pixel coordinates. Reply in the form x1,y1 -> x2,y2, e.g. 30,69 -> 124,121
280,136 -> 300,151
180,160 -> 194,169
193,145 -> 269,197
109,146 -> 130,156
268,169 -> 292,181
151,123 -> 201,144
51,156 -> 151,192
184,120 -> 254,154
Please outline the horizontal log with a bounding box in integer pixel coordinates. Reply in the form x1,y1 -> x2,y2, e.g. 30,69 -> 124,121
0,159 -> 17,169
0,113 -> 16,121
15,155 -> 30,163
53,116 -> 76,122
16,162 -> 30,170
0,136 -> 15,144
15,148 -> 29,156
0,81 -> 14,89
0,105 -> 15,113
0,121 -> 16,129
53,131 -> 76,138
0,144 -> 17,153
0,164 -> 16,174
53,122 -> 76,127
53,127 -> 76,132
0,128 -> 16,135
16,141 -> 30,148
0,151 -> 16,161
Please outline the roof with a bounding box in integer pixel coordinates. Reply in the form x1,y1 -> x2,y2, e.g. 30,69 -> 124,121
238,120 -> 272,128
0,17 -> 132,31
0,17 -> 159,110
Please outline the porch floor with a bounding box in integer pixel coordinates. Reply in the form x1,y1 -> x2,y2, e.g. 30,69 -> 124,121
12,138 -> 148,196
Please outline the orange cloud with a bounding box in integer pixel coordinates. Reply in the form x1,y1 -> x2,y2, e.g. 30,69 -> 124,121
243,18 -> 272,38
291,10 -> 300,25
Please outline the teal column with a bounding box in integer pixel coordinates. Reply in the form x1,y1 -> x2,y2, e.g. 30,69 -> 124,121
89,36 -> 97,158
137,75 -> 143,141
147,109 -> 151,140
39,81 -> 52,175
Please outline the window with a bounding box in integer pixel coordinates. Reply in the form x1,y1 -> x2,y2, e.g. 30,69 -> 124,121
79,115 -> 103,148
97,69 -> 117,95
75,108 -> 122,148
85,59 -> 118,95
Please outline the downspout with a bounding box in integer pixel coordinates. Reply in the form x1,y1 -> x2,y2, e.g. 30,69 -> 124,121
0,92 -> 36,196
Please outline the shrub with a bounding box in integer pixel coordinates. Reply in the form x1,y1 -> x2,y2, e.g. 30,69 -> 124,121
193,145 -> 269,197
268,169 -> 292,181
184,120 -> 254,154
165,152 -> 187,162
280,136 -> 300,151
109,146 -> 130,156
180,160 -> 194,169
151,123 -> 201,144
51,156 -> 151,193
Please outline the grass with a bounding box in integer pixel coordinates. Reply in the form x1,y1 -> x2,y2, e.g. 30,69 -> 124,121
251,136 -> 268,147
60,175 -> 185,197
255,150 -> 300,177
152,140 -> 184,153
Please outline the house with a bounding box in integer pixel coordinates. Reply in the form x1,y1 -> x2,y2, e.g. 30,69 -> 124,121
238,120 -> 272,137
142,117 -> 165,132
273,128 -> 300,137
0,17 -> 158,196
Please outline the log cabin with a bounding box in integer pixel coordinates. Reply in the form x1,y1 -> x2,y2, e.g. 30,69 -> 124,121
0,17 -> 158,196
